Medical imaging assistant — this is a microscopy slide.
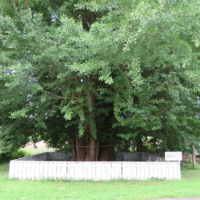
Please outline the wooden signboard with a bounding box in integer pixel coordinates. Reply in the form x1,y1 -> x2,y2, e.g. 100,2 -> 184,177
194,148 -> 199,155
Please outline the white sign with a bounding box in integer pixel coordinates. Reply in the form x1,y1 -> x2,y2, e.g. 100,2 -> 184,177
165,152 -> 182,161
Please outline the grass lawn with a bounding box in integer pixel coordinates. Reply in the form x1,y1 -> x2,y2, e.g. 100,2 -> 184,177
0,163 -> 200,200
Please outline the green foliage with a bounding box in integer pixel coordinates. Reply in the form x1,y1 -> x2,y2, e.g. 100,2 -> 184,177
0,0 -> 200,155
10,149 -> 30,160
0,149 -> 30,164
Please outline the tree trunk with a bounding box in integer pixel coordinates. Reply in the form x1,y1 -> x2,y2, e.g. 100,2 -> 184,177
136,134 -> 143,152
15,0 -> 19,7
88,92 -> 96,161
75,130 -> 86,161
70,129 -> 115,161
71,133 -> 76,161
98,145 -> 115,161
99,130 -> 115,161
70,92 -> 115,161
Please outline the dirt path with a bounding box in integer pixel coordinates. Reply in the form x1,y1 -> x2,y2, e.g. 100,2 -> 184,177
24,141 -> 54,151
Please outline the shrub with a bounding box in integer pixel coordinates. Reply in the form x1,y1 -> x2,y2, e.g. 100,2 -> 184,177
0,150 -> 30,164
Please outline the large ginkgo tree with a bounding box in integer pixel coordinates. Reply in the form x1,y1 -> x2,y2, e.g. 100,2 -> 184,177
1,0 -> 200,160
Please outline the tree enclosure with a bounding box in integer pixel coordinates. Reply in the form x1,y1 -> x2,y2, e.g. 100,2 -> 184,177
1,0 -> 200,160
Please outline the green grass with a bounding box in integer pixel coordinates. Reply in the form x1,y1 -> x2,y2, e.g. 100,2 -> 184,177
0,163 -> 200,200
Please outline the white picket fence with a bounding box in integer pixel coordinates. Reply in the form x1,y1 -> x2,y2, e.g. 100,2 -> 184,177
9,160 -> 181,180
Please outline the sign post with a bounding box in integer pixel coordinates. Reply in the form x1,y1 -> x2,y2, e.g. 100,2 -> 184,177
192,146 -> 199,169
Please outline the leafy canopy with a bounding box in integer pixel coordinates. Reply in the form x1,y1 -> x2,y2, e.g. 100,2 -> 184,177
0,0 -> 200,154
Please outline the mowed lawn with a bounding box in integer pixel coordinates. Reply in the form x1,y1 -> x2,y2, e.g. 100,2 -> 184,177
0,163 -> 200,200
